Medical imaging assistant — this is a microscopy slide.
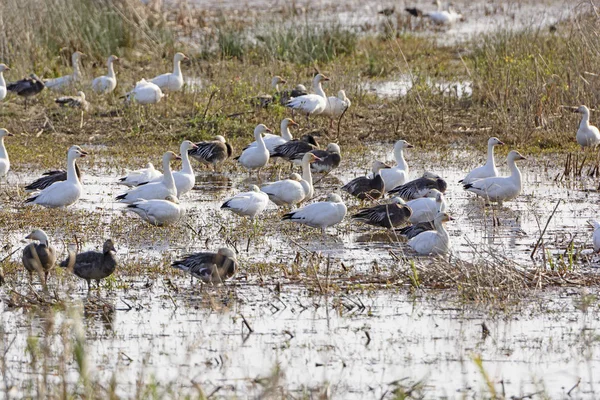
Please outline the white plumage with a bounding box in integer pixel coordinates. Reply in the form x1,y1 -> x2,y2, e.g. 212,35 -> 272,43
589,220 -> 600,253
261,153 -> 319,206
286,74 -> 330,117
148,140 -> 198,197
0,129 -> 13,178
118,162 -> 162,187
463,150 -> 526,206
92,55 -> 119,94
125,79 -> 164,105
25,146 -> 87,208
116,152 -> 180,204
282,193 -> 347,234
406,189 -> 446,224
323,90 -> 351,118
0,64 -> 9,101
126,195 -> 182,226
221,185 -> 269,219
236,124 -> 272,173
575,105 -> 600,148
460,137 -> 504,185
150,52 -> 188,92
44,51 -> 84,92
426,9 -> 463,24
245,118 -> 298,155
408,212 -> 453,255
381,140 -> 413,190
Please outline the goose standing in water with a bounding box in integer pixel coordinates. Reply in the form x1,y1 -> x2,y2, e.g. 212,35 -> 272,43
574,105 -> 600,149
172,248 -> 238,284
459,137 -> 504,185
463,150 -> 526,206
147,140 -> 198,197
352,196 -> 412,229
286,74 -> 330,122
381,140 -> 413,190
189,135 -> 233,172
116,151 -> 180,203
126,195 -> 182,226
396,220 -> 436,239
322,90 -> 351,128
388,172 -> 447,200
150,52 -> 189,93
125,79 -> 164,105
406,189 -> 446,224
7,74 -> 45,109
271,134 -> 319,164
92,55 -> 119,94
117,162 -> 161,187
60,239 -> 117,290
44,51 -> 85,92
589,220 -> 600,253
342,161 -> 390,200
0,64 -> 10,101
282,193 -> 347,235
261,153 -> 320,206
221,185 -> 269,219
22,229 -> 56,286
25,145 -> 84,191
408,212 -> 453,255
302,143 -> 341,173
244,118 -> 298,155
235,124 -> 272,178
0,129 -> 13,179
25,146 -> 87,208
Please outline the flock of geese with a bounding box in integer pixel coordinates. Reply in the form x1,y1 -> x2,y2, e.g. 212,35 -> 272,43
0,48 -> 598,289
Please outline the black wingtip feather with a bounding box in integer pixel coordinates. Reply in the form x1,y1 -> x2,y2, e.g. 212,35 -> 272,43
116,193 -> 127,200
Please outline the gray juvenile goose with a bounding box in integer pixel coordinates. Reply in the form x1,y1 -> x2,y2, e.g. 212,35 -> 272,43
7,74 -> 45,109
342,161 -> 390,200
388,172 -> 447,200
352,197 -> 412,229
60,239 -> 117,290
22,229 -> 57,285
172,248 -> 238,284
189,135 -> 233,172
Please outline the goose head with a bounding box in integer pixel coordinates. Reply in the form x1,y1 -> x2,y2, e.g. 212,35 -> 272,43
180,140 -> 198,152
326,143 -> 341,154
108,55 -> 120,65
68,146 -> 88,159
213,135 -> 227,143
435,212 -> 454,224
174,52 -> 189,63
77,91 -> 86,100
0,64 -> 10,72
164,151 -> 181,163
313,73 -> 330,84
217,247 -> 236,260
25,229 -> 49,243
271,76 -> 287,88
300,134 -> 318,147
327,193 -> 343,203
422,171 -> 442,179
295,84 -> 307,92
289,173 -> 302,181
488,137 -> 504,146
72,51 -> 85,64
372,160 -> 391,174
249,184 -> 261,192
103,239 -> 116,254
390,196 -> 406,205
575,105 -> 590,115
424,188 -> 442,199
281,118 -> 299,130
302,153 -> 322,164
253,124 -> 272,137
0,129 -> 13,138
507,150 -> 526,162
165,195 -> 180,204
394,140 -> 414,151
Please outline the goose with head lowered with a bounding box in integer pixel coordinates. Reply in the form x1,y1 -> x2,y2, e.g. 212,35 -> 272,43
380,140 -> 413,190
124,79 -> 164,105
189,135 -> 233,172
44,51 -> 85,92
388,171 -> 447,200
459,137 -> 504,185
282,193 -> 347,235
147,140 -> 199,197
0,129 -> 13,179
352,196 -> 412,229
172,248 -> 238,284
261,153 -> 320,206
150,52 -> 189,92
221,185 -> 269,219
405,189 -> 446,224
117,162 -> 161,187
342,161 -> 390,200
574,105 -> 600,149
25,146 -> 87,208
408,212 -> 453,256
463,150 -> 526,206
235,124 -> 272,178
22,229 -> 56,286
116,151 -> 180,204
92,55 -> 119,94
126,195 -> 182,226
60,239 -> 117,290
322,90 -> 351,128
0,64 -> 10,101
286,74 -> 330,121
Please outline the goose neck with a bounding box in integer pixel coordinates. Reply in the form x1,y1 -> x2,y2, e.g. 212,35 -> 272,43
173,58 -> 182,77
485,142 -> 496,167
508,158 -> 522,183
580,111 -> 591,129
0,138 -> 7,161
0,71 -> 5,87
162,158 -> 176,189
394,148 -> 407,171
281,125 -> 293,141
180,146 -> 193,175
255,132 -> 267,151
314,80 -> 326,98
66,153 -> 79,183
107,59 -> 116,78
301,158 -> 313,191
434,218 -> 449,240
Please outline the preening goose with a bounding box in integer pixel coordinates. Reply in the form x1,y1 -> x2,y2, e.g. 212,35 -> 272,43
459,137 -> 504,185
7,74 -> 45,108
44,51 -> 85,92
261,153 -> 320,206
235,124 -> 272,176
589,220 -> 600,253
463,150 -> 526,206
221,185 -> 269,219
405,189 -> 446,224
125,79 -> 164,105
574,106 -> 600,149
116,151 -> 180,203
0,129 -> 13,178
117,162 -> 162,187
245,118 -> 298,155
60,239 -> 117,290
302,143 -> 341,173
189,135 -> 233,171
55,91 -> 89,111
22,229 -> 56,285
286,74 -> 330,120
0,64 -> 10,101
322,90 -> 351,127
150,52 -> 189,92
388,172 -> 447,200
380,140 -> 413,190
148,140 -> 199,197
352,196 -> 412,229
126,195 -> 182,226
25,145 -> 84,192
271,134 -> 318,164
282,193 -> 347,235
408,212 -> 453,255
342,161 -> 390,200
25,146 -> 88,208
172,248 -> 238,284
92,55 -> 119,94
280,84 -> 308,106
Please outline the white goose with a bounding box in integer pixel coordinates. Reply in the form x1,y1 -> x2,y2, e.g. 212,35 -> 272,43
148,140 -> 198,197
118,162 -> 162,187
0,128 -> 13,178
575,105 -> 600,149
45,51 -> 85,92
460,137 -> 504,185
150,52 -> 189,92
116,151 -> 180,204
221,185 -> 270,219
406,189 -> 446,224
463,150 -> 526,205
245,118 -> 298,155
261,153 -> 320,206
126,195 -> 182,226
588,220 -> 600,253
25,146 -> 87,208
236,124 -> 272,176
286,74 -> 330,119
381,140 -> 413,190
0,64 -> 10,101
92,55 -> 119,94
322,90 -> 351,127
408,212 -> 453,255
282,193 -> 347,235
125,79 -> 164,105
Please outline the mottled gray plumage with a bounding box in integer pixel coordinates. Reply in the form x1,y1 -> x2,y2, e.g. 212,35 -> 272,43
342,161 -> 390,200
352,202 -> 412,229
189,136 -> 232,171
22,229 -> 56,284
271,135 -> 318,162
388,172 -> 447,200
304,143 -> 341,173
60,239 -> 117,289
279,84 -> 308,106
396,221 -> 435,239
55,91 -> 89,111
7,74 -> 45,108
172,248 -> 237,284
24,163 -> 82,192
